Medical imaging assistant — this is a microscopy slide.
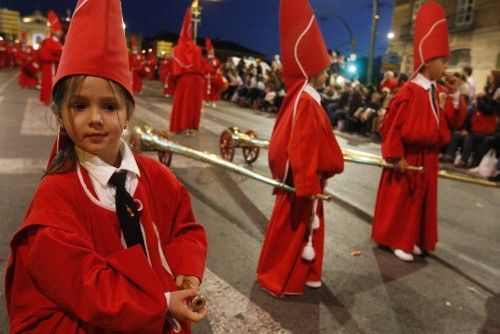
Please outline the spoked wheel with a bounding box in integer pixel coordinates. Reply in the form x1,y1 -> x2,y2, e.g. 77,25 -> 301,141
129,131 -> 142,152
242,130 -> 260,164
157,151 -> 173,166
219,129 -> 235,161
157,130 -> 173,166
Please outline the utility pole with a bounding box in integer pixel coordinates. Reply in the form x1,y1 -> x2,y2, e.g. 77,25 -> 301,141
367,0 -> 378,84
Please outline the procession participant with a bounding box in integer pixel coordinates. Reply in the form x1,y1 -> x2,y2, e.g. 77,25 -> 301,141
18,45 -> 40,89
160,52 -> 175,97
256,0 -> 344,298
146,48 -> 158,80
39,10 -> 63,105
128,37 -> 150,95
170,8 -> 205,134
372,1 -> 466,262
203,37 -> 225,108
5,1 -> 207,333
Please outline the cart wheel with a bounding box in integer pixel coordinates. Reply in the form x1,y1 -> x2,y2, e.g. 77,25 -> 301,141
219,129 -> 235,161
129,131 -> 142,152
157,151 -> 173,166
242,130 -> 260,164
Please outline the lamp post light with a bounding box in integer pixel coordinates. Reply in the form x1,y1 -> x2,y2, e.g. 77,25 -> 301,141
366,0 -> 379,84
191,0 -> 202,44
387,31 -> 395,40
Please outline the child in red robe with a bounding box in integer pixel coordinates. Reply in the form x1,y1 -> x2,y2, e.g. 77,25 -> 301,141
5,1 -> 207,333
372,1 -> 466,262
256,0 -> 344,298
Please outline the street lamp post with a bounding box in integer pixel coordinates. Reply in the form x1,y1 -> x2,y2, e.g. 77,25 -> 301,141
367,0 -> 378,84
191,0 -> 202,44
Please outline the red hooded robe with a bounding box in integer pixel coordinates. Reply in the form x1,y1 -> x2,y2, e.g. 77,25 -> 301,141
5,1 -> 207,333
169,8 -> 206,132
256,0 -> 344,298
371,1 -> 466,252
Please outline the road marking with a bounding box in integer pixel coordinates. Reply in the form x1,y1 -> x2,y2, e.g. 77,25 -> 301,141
0,158 -> 46,174
202,268 -> 291,334
0,75 -> 15,94
21,98 -> 56,136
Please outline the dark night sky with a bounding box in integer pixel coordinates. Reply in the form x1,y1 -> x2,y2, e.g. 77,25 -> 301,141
1,0 -> 394,60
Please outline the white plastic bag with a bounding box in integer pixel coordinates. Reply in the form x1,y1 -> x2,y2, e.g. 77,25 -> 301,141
477,149 -> 498,177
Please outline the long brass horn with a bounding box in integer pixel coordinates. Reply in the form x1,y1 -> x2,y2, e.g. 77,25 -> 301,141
220,127 -> 424,172
134,127 -> 333,201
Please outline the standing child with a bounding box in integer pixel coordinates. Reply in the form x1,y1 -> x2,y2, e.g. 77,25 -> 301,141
256,0 -> 344,298
371,1 -> 466,262
5,1 -> 207,333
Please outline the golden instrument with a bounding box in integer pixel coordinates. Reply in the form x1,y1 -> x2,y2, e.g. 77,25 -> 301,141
132,126 -> 332,200
180,280 -> 207,312
219,127 -> 424,172
438,170 -> 500,188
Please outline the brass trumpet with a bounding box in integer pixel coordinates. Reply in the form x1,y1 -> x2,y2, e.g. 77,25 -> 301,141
133,126 -> 333,200
180,280 -> 207,312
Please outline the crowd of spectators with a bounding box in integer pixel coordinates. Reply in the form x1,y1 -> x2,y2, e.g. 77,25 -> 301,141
218,56 -> 500,179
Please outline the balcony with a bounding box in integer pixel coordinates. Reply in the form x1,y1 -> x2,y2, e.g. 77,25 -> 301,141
399,10 -> 476,42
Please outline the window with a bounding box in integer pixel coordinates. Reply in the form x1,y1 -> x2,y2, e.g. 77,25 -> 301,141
449,49 -> 471,67
455,0 -> 474,27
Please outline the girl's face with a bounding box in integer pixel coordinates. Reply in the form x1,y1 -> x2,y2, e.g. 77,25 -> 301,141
60,76 -> 129,167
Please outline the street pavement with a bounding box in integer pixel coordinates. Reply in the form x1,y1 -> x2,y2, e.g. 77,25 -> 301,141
0,69 -> 499,333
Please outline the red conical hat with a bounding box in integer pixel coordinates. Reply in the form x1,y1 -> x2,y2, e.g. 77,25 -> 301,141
47,10 -> 62,34
54,0 -> 133,97
205,37 -> 214,54
178,8 -> 193,44
48,0 -> 133,166
413,1 -> 449,73
280,0 -> 331,90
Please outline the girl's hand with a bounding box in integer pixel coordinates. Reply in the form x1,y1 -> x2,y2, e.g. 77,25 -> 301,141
168,289 -> 207,322
175,275 -> 200,290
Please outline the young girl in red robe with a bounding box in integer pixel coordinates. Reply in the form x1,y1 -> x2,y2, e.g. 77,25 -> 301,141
5,1 -> 207,333
371,1 -> 466,262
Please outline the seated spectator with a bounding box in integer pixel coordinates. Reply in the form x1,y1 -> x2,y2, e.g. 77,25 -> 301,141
379,70 -> 398,92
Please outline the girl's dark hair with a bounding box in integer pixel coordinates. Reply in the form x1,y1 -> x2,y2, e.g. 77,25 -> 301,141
44,75 -> 135,176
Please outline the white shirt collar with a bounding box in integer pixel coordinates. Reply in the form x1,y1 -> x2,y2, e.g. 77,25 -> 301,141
412,73 -> 436,91
303,84 -> 321,105
76,139 -> 140,187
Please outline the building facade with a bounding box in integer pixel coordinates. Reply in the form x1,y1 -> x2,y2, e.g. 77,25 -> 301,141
388,0 -> 500,92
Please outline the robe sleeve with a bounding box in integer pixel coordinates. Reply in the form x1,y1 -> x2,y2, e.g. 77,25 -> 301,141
288,97 -> 321,197
161,174 -> 207,280
444,92 -> 467,130
23,223 -> 168,333
380,90 -> 408,160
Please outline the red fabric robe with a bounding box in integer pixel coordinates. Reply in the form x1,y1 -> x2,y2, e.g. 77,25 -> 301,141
39,37 -> 62,105
169,42 -> 205,132
18,50 -> 40,89
6,154 -> 207,333
203,56 -> 224,102
129,52 -> 150,95
160,57 -> 175,97
372,82 -> 466,252
257,83 -> 344,297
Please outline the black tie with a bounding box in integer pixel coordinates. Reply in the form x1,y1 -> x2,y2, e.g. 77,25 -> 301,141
108,171 -> 145,250
431,84 -> 439,117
